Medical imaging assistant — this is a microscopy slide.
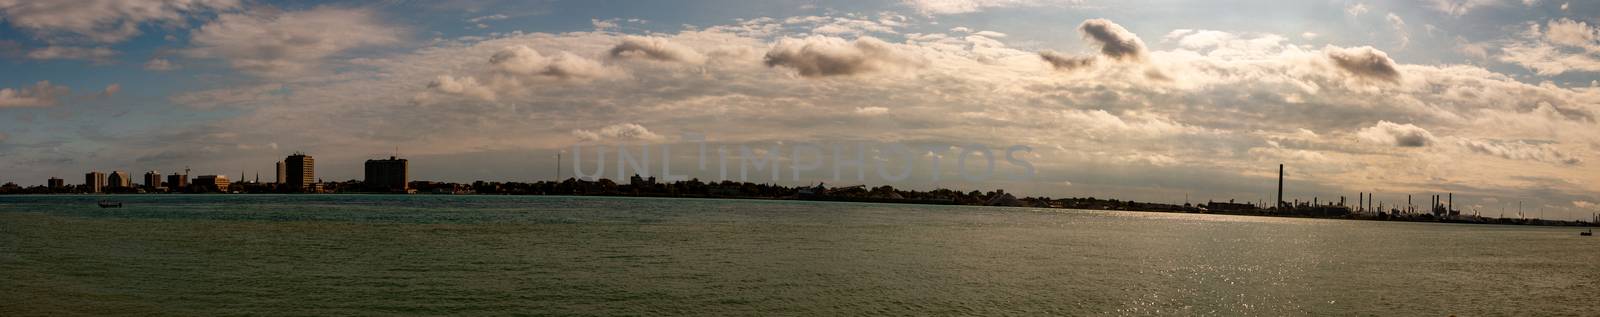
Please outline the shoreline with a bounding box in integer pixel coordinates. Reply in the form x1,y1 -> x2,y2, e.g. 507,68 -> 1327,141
5,192 -> 1594,228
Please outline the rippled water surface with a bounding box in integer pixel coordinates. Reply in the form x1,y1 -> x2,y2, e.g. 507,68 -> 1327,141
1,195 -> 1596,316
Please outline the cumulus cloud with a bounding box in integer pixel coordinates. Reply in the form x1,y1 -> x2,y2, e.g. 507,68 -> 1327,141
1325,46 -> 1401,82
1544,18 -> 1596,47
1458,139 -> 1581,165
426,45 -> 615,101
1357,121 -> 1435,147
608,36 -> 706,64
426,75 -> 497,101
491,45 -> 610,80
1039,50 -> 1095,71
0,0 -> 239,43
1500,19 -> 1600,75
763,36 -> 927,77
186,6 -> 402,77
0,81 -> 71,108
1078,19 -> 1147,62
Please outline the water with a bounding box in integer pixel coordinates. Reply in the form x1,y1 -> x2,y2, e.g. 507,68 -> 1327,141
1,195 -> 1595,316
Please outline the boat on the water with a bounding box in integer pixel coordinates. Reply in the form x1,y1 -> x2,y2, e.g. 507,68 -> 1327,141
97,201 -> 122,208
1582,229 -> 1593,236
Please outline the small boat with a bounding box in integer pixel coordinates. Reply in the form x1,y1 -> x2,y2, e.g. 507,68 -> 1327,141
97,201 -> 122,208
1583,229 -> 1593,236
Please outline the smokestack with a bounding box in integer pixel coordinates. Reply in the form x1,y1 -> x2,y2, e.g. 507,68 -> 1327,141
1408,195 -> 1413,213
1448,193 -> 1453,213
1277,164 -> 1284,210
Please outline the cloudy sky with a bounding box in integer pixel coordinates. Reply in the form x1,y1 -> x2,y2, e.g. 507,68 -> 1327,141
1,0 -> 1598,219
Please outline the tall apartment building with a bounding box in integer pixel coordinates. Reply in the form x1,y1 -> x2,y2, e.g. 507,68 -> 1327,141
285,153 -> 314,192
364,156 -> 409,192
144,171 -> 163,188
84,171 -> 105,193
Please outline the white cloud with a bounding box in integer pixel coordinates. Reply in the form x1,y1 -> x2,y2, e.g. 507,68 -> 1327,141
1500,19 -> 1600,76
1425,0 -> 1502,16
26,46 -> 116,63
186,6 -> 402,77
573,123 -> 663,142
144,58 -> 177,71
0,81 -> 71,108
1345,3 -> 1369,17
1386,13 -> 1410,49
425,45 -> 617,101
592,18 -> 619,31
1544,18 -> 1596,48
901,0 -> 1085,15
0,0 -> 239,43
468,14 -> 508,23
974,30 -> 1008,38
490,45 -> 611,80
854,106 -> 890,115
1457,139 -> 1581,165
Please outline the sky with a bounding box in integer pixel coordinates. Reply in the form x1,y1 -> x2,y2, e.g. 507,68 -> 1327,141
0,0 -> 1597,220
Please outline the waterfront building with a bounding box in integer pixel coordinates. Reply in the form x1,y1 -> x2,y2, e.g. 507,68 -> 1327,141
47,177 -> 64,189
275,161 -> 285,184
84,171 -> 105,193
364,156 -> 408,193
144,171 -> 163,189
285,153 -> 314,192
167,173 -> 189,191
107,171 -> 131,189
194,175 -> 230,192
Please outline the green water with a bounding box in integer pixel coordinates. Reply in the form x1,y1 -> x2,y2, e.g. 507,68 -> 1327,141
1,195 -> 1596,316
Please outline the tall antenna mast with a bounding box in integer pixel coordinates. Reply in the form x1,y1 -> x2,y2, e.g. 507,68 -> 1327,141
556,152 -> 562,181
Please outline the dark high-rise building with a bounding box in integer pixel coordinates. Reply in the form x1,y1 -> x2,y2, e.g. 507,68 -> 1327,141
167,173 -> 189,191
364,156 -> 409,193
84,171 -> 105,193
47,177 -> 65,189
144,170 -> 163,188
108,171 -> 131,189
285,153 -> 314,192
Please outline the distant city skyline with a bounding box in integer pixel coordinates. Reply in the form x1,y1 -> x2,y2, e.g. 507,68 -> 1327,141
1,1 -> 1598,220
